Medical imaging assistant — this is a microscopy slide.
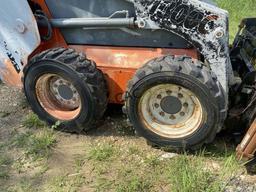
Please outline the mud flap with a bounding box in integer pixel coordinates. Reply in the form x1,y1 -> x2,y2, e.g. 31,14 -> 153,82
0,0 -> 40,87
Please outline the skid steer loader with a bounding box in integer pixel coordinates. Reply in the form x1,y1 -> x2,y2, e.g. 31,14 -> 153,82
0,0 -> 255,159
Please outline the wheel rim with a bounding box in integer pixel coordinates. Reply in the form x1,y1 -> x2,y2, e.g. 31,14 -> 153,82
35,74 -> 82,121
138,84 -> 203,138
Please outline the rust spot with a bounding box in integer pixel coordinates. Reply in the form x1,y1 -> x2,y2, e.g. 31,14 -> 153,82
0,59 -> 22,88
70,45 -> 198,69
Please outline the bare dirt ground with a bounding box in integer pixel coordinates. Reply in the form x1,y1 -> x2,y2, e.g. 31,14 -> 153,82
1,82 -> 256,192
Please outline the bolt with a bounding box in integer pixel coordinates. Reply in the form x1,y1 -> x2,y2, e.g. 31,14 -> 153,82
170,115 -> 176,120
180,112 -> 185,116
183,103 -> 188,108
154,103 -> 160,108
159,112 -> 165,117
157,94 -> 162,99
166,90 -> 172,95
178,93 -> 183,98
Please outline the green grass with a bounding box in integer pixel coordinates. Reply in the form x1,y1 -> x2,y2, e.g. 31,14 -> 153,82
49,174 -> 85,192
88,143 -> 116,161
0,155 -> 12,179
216,0 -> 256,41
13,129 -> 56,160
116,175 -> 152,192
168,152 -> 240,192
23,113 -> 46,129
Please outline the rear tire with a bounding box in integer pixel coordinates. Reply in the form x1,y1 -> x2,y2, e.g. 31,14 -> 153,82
23,48 -> 108,133
124,56 -> 226,150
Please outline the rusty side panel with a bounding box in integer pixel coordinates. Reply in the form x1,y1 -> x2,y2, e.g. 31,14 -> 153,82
0,0 -> 40,87
70,45 -> 198,103
237,119 -> 256,160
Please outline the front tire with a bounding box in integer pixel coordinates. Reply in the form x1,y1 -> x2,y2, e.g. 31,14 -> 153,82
23,48 -> 108,133
124,56 -> 226,150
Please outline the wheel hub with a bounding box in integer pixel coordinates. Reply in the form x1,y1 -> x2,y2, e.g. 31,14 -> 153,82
51,78 -> 80,109
35,74 -> 82,121
139,84 -> 203,138
160,96 -> 182,114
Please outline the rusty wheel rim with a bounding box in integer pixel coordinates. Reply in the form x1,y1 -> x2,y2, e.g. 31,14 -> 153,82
138,84 -> 203,138
35,74 -> 82,121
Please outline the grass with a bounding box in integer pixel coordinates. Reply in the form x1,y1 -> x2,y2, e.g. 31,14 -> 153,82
49,174 -> 85,192
168,153 -> 240,192
0,155 -> 12,179
116,175 -> 152,192
216,0 -> 256,41
12,129 -> 56,160
88,143 -> 116,161
23,113 -> 46,129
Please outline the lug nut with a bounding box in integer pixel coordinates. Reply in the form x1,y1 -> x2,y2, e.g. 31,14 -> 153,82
157,94 -> 162,99
170,115 -> 176,120
183,103 -> 188,108
159,112 -> 165,117
166,90 -> 172,95
178,93 -> 183,98
154,103 -> 160,108
180,112 -> 185,116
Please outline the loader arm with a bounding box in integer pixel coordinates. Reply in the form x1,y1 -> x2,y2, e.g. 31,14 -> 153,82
0,0 -> 40,87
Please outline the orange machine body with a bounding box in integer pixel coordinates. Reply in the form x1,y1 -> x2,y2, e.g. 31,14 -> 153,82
3,0 -> 198,104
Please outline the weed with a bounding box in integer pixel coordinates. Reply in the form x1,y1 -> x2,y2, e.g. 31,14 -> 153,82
94,177 -> 113,192
116,175 -> 152,192
74,155 -> 85,172
88,144 -> 115,161
168,155 -> 220,192
51,121 -> 61,130
144,155 -> 161,168
27,131 -> 56,159
23,113 -> 45,129
13,129 -> 56,160
0,155 -> 12,179
128,146 -> 141,156
50,174 -> 85,192
7,178 -> 35,192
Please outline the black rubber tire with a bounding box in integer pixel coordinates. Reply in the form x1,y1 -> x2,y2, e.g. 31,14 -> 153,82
124,55 -> 227,150
23,48 -> 108,133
